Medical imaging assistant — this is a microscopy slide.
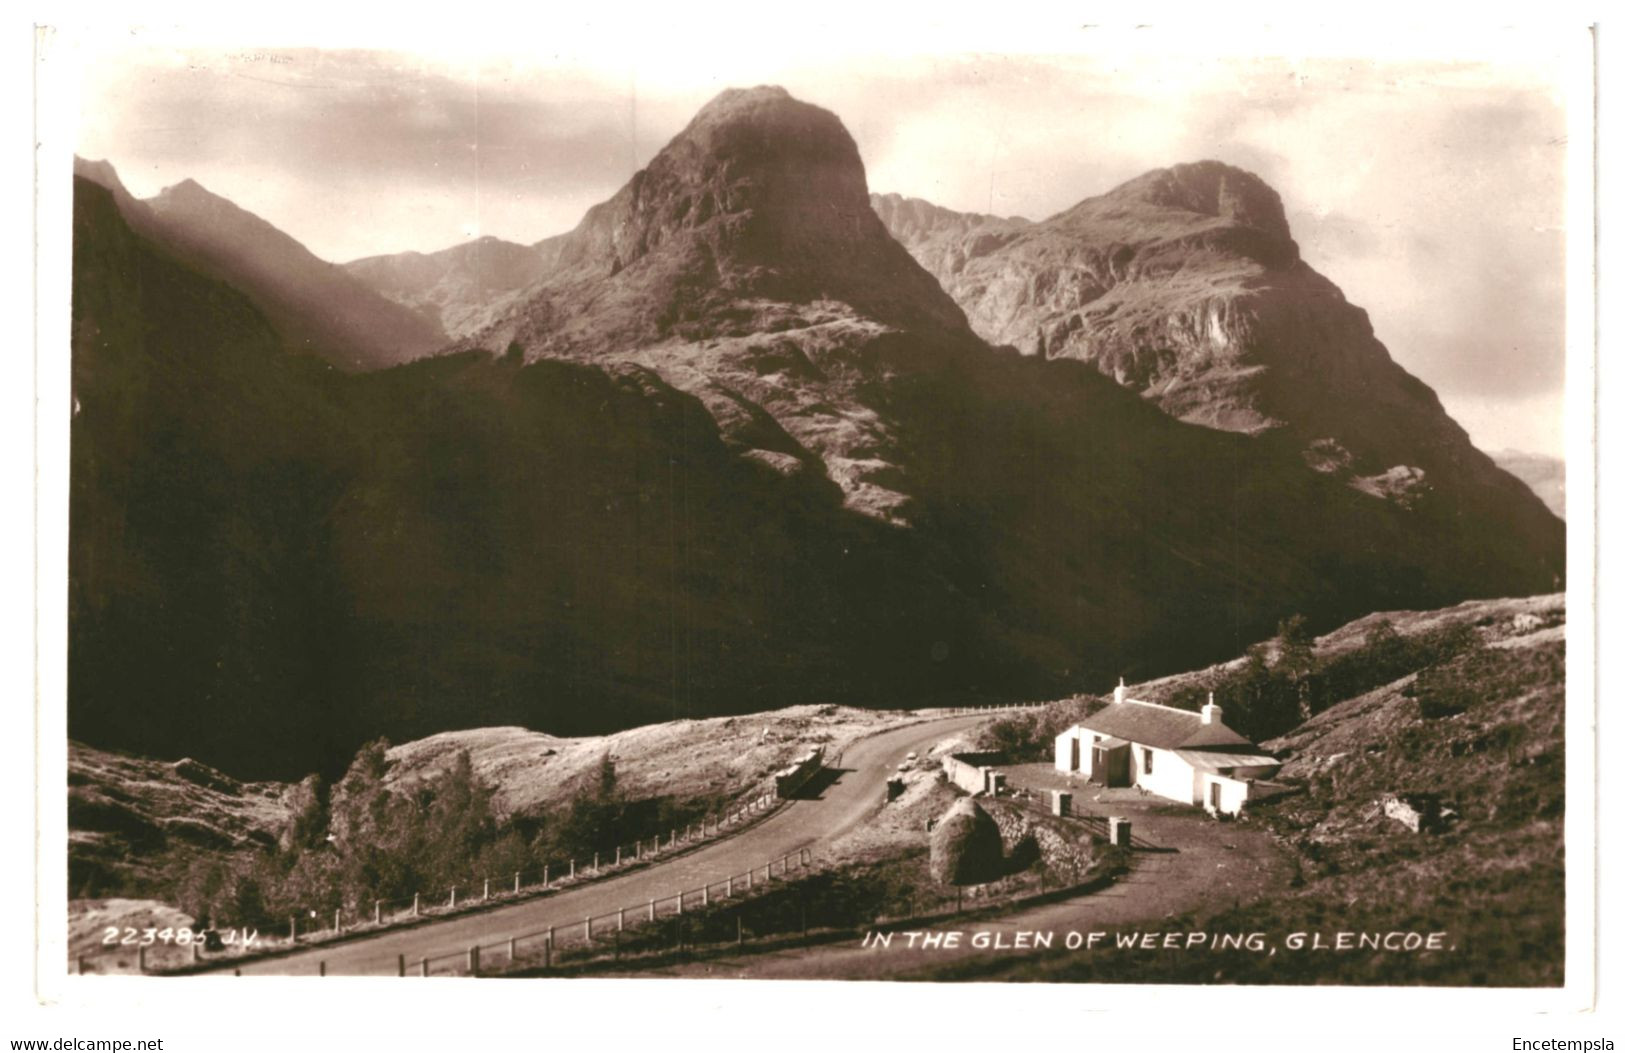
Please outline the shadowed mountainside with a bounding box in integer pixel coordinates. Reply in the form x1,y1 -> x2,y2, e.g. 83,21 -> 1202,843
71,88 -> 1562,781
1490,449 -> 1565,518
75,157 -> 447,370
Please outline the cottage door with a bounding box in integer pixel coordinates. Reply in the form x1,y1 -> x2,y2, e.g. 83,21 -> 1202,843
1069,737 -> 1081,772
1208,781 -> 1222,811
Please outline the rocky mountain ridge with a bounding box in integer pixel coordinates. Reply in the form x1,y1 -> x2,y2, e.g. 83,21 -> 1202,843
870,169 -> 1549,521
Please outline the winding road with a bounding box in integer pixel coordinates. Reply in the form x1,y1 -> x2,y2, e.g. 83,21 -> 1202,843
208,713 -> 987,976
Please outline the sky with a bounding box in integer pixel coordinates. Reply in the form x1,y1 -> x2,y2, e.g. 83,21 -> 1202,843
66,30 -> 1576,457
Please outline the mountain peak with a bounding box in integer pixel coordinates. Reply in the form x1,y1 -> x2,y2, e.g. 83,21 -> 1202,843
155,177 -> 216,202
691,84 -> 796,117
479,85 -> 968,353
1083,160 -> 1292,242
73,156 -> 130,198
634,83 -> 872,243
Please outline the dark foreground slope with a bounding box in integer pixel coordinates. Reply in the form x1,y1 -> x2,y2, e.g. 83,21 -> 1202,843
71,89 -> 1563,782
72,174 -> 927,777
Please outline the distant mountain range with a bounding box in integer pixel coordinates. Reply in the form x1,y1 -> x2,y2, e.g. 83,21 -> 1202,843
343,236 -> 558,342
69,87 -> 1564,780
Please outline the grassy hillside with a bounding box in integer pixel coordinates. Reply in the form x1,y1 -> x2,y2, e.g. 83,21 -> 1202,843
69,705 -> 923,918
922,600 -> 1566,985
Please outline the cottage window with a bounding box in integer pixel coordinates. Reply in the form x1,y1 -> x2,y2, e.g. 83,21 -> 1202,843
1142,748 -> 1153,774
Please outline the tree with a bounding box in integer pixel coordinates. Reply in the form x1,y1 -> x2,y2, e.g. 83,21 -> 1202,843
1364,618 -> 1403,664
1276,613 -> 1319,723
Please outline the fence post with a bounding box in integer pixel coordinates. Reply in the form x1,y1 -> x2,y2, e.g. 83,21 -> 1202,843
468,946 -> 480,976
375,900 -> 382,925
137,946 -> 146,973
289,915 -> 297,942
649,899 -> 656,922
398,954 -> 405,977
547,925 -> 554,948
319,960 -> 326,976
420,958 -> 429,977
727,875 -> 733,898
569,859 -> 575,880
543,864 -> 550,888
636,841 -> 642,860
545,936 -> 552,970
449,887 -> 457,909
617,908 -> 625,932
670,828 -> 676,846
515,871 -> 521,894
702,884 -> 710,907
334,909 -> 341,933
483,878 -> 490,901
585,916 -> 593,941
615,846 -> 622,866
508,936 -> 517,963
676,890 -> 684,915
746,868 -> 753,890
593,852 -> 599,873
412,893 -> 420,917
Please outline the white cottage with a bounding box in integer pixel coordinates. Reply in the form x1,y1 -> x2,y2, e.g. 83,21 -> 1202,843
1054,680 -> 1281,816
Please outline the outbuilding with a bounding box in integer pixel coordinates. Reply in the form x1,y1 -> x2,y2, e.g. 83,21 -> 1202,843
1054,680 -> 1281,816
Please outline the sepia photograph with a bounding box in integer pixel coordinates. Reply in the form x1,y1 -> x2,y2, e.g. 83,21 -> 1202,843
19,12 -> 1604,1044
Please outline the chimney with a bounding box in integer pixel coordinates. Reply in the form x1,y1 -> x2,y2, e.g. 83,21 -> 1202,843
1114,678 -> 1127,705
1201,692 -> 1222,726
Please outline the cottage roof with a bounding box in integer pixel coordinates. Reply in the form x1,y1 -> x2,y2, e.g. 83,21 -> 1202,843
1178,721 -> 1256,749
1176,749 -> 1281,773
1072,699 -> 1259,751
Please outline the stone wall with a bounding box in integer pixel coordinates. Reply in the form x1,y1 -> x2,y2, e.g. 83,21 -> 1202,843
981,798 -> 1096,875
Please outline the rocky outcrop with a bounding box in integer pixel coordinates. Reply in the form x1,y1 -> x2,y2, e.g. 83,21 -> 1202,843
68,742 -> 294,896
1379,792 -> 1459,834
